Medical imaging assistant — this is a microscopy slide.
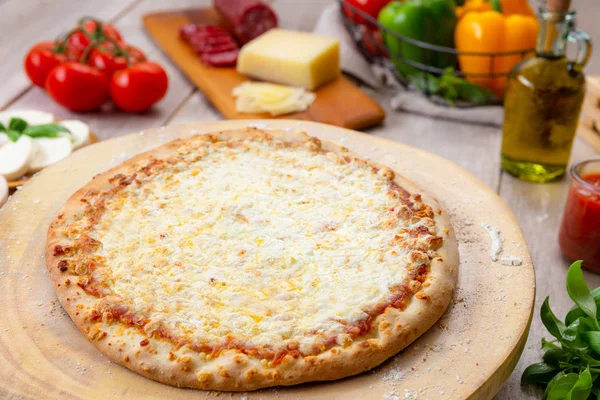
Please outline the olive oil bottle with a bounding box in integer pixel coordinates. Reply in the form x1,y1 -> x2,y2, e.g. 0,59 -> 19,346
501,3 -> 591,183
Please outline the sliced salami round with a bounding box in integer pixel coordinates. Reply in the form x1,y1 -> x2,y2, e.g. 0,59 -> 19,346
201,49 -> 240,67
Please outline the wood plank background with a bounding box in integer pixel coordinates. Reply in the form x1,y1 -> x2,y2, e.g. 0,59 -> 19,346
1,0 -> 599,398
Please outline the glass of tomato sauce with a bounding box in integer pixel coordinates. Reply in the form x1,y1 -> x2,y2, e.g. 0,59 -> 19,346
559,159 -> 600,271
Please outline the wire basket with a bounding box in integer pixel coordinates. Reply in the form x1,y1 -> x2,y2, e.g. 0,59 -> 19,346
338,0 -> 536,107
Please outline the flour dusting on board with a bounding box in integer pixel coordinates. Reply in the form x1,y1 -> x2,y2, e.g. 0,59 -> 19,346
481,223 -> 503,261
382,368 -> 405,383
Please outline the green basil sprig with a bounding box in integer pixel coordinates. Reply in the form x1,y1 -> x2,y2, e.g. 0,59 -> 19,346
407,67 -> 493,106
523,261 -> 600,399
0,117 -> 70,142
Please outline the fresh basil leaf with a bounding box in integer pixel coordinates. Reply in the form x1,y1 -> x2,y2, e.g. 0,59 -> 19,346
543,348 -> 572,367
545,371 -> 567,400
583,332 -> 600,356
426,73 -> 440,94
563,318 -> 591,350
567,261 -> 597,322
546,372 -> 579,400
522,362 -> 559,384
542,297 -> 566,340
22,124 -> 70,138
407,73 -> 431,93
0,122 -> 6,132
457,82 -> 492,106
566,287 -> 600,325
542,338 -> 561,352
8,117 -> 27,132
6,130 -> 21,142
566,307 -> 587,327
566,367 -> 593,400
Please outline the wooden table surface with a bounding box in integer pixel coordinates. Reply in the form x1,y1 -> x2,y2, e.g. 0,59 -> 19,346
1,0 -> 599,398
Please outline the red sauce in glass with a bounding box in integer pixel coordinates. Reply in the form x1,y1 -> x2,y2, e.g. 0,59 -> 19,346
559,173 -> 600,271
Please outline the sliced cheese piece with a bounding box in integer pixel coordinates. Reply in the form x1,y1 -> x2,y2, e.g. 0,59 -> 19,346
0,135 -> 36,180
232,82 -> 316,116
59,120 -> 91,150
28,137 -> 72,174
0,133 -> 8,147
0,175 -> 7,207
237,29 -> 340,90
0,109 -> 54,127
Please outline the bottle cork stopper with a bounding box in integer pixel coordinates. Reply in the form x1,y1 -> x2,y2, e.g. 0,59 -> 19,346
546,0 -> 571,12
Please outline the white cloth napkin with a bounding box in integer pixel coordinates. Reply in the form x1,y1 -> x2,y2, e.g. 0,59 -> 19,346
313,4 -> 504,127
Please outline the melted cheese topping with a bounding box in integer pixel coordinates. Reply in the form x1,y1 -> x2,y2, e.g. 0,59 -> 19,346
91,141 -> 426,353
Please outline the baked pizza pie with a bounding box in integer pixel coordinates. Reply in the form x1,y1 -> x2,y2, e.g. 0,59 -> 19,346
46,129 -> 459,391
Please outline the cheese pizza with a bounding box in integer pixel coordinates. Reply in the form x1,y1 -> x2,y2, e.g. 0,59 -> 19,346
46,129 -> 459,391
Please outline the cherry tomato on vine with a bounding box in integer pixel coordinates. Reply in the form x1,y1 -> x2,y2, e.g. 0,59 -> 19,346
89,42 -> 146,77
46,62 -> 109,111
81,20 -> 122,42
66,20 -> 122,61
65,31 -> 90,61
24,41 -> 67,87
342,0 -> 391,26
110,62 -> 168,112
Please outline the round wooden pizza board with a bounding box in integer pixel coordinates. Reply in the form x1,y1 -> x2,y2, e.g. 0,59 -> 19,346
0,120 -> 535,400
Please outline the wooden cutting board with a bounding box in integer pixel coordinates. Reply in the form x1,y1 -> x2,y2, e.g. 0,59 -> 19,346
0,120 -> 534,399
580,76 -> 600,152
142,9 -> 385,130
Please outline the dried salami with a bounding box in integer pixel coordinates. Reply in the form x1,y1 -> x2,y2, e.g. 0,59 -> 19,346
213,0 -> 278,44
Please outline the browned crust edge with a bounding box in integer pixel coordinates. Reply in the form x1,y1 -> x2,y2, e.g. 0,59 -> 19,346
45,128 -> 459,391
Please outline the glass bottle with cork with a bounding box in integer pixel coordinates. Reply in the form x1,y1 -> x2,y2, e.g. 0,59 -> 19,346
500,0 -> 592,183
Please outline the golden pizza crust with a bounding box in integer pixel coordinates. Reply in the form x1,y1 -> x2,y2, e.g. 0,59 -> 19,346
46,128 -> 459,391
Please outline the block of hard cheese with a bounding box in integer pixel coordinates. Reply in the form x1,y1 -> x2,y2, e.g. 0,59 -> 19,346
237,28 -> 340,90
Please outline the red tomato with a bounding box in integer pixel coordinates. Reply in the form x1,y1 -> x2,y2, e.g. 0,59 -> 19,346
66,20 -> 122,61
46,62 -> 109,112
89,42 -> 146,77
23,41 -> 67,87
342,0 -> 391,26
110,62 -> 168,112
360,27 -> 388,58
81,20 -> 122,42
65,31 -> 90,61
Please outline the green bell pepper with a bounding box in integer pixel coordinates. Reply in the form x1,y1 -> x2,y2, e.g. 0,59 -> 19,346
378,0 -> 457,78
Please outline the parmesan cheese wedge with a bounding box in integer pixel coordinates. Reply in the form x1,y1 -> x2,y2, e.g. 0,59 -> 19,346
28,137 -> 72,174
232,82 -> 316,116
237,29 -> 340,90
0,135 -> 36,180
59,120 -> 91,150
0,175 -> 8,208
0,109 -> 54,127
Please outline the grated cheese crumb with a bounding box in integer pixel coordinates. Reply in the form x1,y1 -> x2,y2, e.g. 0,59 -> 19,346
481,223 -> 502,261
501,256 -> 522,266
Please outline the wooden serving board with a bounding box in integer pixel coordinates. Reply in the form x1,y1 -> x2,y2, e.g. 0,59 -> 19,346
580,75 -> 600,152
7,132 -> 99,189
142,9 -> 385,130
578,118 -> 600,153
0,120 -> 534,399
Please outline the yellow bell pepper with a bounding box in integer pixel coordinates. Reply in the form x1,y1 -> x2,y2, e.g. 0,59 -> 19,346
455,0 -> 491,19
501,0 -> 535,17
455,9 -> 538,97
